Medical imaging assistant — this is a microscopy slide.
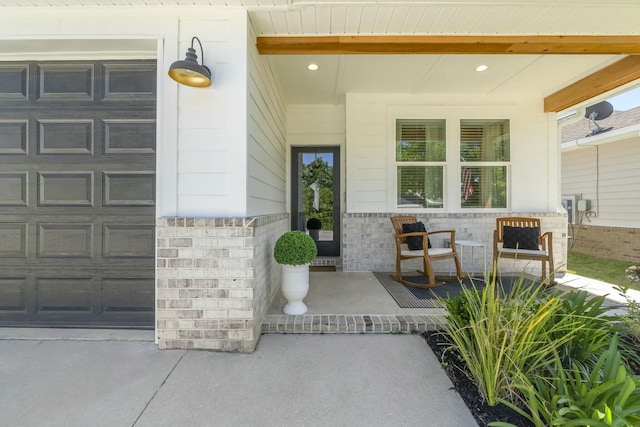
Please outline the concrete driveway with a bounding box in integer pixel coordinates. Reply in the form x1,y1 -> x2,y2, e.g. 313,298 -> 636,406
0,332 -> 477,427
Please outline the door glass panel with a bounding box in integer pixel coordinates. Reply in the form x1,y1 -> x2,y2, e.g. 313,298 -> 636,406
292,147 -> 340,257
300,151 -> 333,241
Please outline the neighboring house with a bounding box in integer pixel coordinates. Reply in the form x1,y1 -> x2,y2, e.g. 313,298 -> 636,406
561,106 -> 640,263
1,1 -> 640,352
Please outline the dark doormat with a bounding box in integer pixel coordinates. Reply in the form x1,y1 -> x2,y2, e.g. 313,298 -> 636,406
372,272 -> 534,308
310,265 -> 337,272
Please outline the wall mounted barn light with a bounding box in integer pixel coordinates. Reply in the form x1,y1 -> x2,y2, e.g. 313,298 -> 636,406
168,36 -> 212,88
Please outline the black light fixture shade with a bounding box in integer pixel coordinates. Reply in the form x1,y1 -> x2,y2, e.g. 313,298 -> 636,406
168,36 -> 212,88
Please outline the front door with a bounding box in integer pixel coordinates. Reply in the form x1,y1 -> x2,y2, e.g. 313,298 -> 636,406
291,147 -> 340,257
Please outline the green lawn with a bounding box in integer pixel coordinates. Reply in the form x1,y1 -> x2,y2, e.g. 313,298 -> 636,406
567,251 -> 640,291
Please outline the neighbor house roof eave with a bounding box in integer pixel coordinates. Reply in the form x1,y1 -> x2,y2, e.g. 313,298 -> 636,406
561,123 -> 640,153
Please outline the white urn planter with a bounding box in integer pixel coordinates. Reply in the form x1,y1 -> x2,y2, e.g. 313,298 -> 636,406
273,230 -> 318,316
281,264 -> 310,315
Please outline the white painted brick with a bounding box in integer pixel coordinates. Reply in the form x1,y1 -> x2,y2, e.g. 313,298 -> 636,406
229,289 -> 254,298
157,330 -> 178,340
228,310 -> 253,318
156,288 -> 180,299
203,310 -> 230,319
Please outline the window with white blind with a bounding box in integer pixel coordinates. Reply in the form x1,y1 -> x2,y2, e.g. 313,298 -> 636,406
396,119 -> 446,209
460,119 -> 510,209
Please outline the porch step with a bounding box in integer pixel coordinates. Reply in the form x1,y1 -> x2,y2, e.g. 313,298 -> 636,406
311,257 -> 341,267
261,313 -> 446,334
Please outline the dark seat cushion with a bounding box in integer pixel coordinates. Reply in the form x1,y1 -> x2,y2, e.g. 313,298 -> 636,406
402,221 -> 432,250
502,226 -> 540,250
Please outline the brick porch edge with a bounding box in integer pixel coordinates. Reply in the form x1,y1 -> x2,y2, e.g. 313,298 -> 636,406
261,313 -> 447,334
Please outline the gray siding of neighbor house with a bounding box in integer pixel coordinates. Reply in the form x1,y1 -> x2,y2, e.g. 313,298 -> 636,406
562,136 -> 640,262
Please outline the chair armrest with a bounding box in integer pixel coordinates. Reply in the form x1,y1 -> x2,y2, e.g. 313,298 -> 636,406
425,229 -> 456,246
397,231 -> 428,240
541,231 -> 552,251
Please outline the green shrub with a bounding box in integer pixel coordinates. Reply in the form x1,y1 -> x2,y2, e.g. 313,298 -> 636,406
615,285 -> 640,351
443,291 -> 476,327
505,334 -> 640,427
273,230 -> 317,266
550,291 -> 617,373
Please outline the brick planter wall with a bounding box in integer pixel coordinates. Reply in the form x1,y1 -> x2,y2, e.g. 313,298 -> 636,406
156,214 -> 287,352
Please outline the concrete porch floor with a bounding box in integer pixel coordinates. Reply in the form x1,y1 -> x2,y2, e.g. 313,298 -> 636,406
263,270 -> 452,334
262,269 -> 636,335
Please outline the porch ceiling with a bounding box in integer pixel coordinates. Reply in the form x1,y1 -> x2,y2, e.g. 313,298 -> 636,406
2,1 -> 640,111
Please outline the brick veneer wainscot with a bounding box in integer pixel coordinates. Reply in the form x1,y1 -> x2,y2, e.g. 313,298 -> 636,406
156,214 -> 287,352
341,212 -> 567,277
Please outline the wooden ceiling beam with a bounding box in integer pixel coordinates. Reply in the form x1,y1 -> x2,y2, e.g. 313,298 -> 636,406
257,35 -> 640,55
544,55 -> 640,112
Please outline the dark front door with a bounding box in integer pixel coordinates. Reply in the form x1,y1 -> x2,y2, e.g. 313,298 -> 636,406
0,60 -> 156,328
291,147 -> 340,257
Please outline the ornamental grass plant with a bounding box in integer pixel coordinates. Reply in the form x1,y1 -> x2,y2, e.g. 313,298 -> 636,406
439,270 -> 576,408
438,267 -> 640,426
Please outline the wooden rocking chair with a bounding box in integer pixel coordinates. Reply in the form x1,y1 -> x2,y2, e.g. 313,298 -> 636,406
493,217 -> 555,285
390,216 -> 467,288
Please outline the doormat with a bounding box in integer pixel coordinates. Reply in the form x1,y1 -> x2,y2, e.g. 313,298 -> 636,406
372,272 -> 535,308
310,265 -> 337,272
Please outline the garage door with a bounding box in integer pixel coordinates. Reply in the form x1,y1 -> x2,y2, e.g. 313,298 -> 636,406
0,60 -> 156,328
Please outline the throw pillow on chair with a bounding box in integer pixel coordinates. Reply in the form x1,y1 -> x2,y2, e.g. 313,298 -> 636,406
402,222 -> 432,250
502,226 -> 540,250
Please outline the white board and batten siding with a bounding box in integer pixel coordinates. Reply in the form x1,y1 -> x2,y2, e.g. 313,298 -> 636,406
562,137 -> 640,228
345,93 -> 560,214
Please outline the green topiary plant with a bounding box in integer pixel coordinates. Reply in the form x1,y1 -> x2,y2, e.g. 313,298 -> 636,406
274,230 -> 318,266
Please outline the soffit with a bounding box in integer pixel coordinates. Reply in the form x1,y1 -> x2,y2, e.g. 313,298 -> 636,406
1,1 -> 639,109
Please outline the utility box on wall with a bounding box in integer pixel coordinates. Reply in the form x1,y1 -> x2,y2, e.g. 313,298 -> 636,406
577,199 -> 591,212
562,195 -> 577,224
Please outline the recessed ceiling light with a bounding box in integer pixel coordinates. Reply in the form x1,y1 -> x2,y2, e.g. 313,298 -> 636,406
475,64 -> 489,72
307,63 -> 319,71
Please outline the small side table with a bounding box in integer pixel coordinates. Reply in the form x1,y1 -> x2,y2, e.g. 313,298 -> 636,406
455,240 -> 487,280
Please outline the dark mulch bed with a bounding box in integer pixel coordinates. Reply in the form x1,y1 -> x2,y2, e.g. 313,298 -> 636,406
424,331 -> 640,427
423,330 -> 533,427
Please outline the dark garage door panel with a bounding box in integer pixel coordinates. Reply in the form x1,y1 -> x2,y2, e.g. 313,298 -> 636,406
0,60 -> 156,328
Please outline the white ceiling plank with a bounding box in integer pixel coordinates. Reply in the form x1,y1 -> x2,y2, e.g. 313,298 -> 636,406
400,6 -> 427,35
299,6 -> 317,34
372,6 -> 394,34
315,6 -> 332,34
269,10 -> 289,35
330,5 -> 348,34
486,6 -> 523,34
286,9 -> 303,34
250,12 -> 274,35
385,5 -> 411,34
358,5 -> 379,34
344,6 -> 364,34
427,6 -> 458,34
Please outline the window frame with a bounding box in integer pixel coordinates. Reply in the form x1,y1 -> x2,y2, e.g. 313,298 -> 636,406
459,118 -> 511,210
394,118 -> 447,211
390,113 -> 512,212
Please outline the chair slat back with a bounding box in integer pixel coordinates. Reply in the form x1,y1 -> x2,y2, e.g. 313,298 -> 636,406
495,217 -> 541,242
390,216 -> 418,244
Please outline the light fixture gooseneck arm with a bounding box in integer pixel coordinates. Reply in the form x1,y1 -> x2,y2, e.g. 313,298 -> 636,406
191,36 -> 210,75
